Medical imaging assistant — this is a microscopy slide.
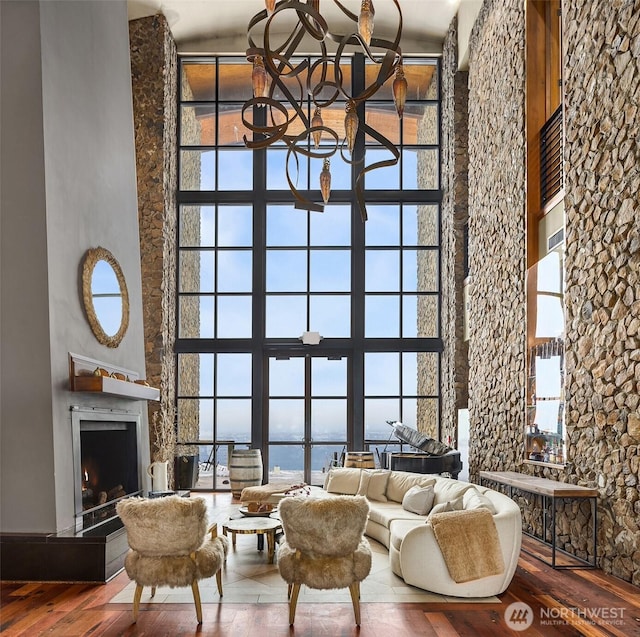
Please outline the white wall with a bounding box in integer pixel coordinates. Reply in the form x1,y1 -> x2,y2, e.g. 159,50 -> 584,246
1,0 -> 149,534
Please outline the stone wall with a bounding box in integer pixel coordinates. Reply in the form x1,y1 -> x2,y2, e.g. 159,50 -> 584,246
174,73 -> 202,454
129,15 -> 178,470
465,0 -> 527,479
562,0 -> 640,585
457,0 -> 639,585
416,70 -> 442,439
441,16 -> 470,446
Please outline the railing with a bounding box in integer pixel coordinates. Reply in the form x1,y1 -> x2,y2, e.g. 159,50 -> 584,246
540,104 -> 564,207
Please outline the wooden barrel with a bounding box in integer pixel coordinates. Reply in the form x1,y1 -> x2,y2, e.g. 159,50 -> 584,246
229,449 -> 263,497
344,451 -> 375,469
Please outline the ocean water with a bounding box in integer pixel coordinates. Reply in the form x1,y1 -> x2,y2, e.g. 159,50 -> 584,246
198,440 -> 404,473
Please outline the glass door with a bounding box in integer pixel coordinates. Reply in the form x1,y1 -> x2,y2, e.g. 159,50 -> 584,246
267,354 -> 349,486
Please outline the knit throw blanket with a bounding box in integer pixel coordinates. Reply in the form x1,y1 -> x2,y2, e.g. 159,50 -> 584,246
429,509 -> 505,583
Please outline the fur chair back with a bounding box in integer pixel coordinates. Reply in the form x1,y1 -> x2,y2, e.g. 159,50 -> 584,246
278,495 -> 369,557
116,495 -> 208,556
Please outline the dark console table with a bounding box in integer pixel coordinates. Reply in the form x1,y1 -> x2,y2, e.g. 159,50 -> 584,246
479,470 -> 597,569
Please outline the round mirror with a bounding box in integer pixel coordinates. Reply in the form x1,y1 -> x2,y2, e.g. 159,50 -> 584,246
81,247 -> 129,348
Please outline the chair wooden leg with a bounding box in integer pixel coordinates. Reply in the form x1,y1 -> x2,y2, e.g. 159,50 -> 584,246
287,583 -> 293,599
288,583 -> 301,625
191,581 -> 203,624
216,568 -> 223,596
132,584 -> 143,623
349,582 -> 361,626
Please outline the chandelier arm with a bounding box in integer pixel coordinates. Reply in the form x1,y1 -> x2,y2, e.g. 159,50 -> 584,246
291,1 -> 328,41
352,49 -> 397,103
295,200 -> 324,213
256,47 -> 310,133
331,35 -> 356,101
241,97 -> 290,148
329,37 -> 399,102
266,63 -> 310,132
308,54 -> 339,106
324,30 -> 361,48
246,7 -> 270,52
310,80 -> 341,108
286,143 -> 324,213
361,122 -> 401,168
353,121 -> 401,222
389,0 -> 403,54
263,20 -> 308,80
291,127 -> 339,160
284,125 -> 339,213
338,140 -> 363,166
322,31 -> 402,66
284,141 -> 306,205
272,25 -> 307,57
354,173 -> 368,222
249,2 -> 324,57
261,10 -> 315,133
266,51 -> 309,82
330,0 -> 359,24
366,37 -> 403,62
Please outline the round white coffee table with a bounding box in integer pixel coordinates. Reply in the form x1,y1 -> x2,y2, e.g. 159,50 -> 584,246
222,517 -> 282,564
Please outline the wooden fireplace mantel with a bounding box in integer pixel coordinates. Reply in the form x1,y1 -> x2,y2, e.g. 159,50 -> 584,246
68,352 -> 159,401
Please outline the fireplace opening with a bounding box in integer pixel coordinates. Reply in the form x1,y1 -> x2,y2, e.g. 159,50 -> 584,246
72,409 -> 142,531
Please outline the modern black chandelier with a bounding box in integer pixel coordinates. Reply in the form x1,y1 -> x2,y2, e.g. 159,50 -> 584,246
242,0 -> 406,220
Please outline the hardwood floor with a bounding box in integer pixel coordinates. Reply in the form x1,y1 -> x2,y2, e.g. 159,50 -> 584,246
2,494 -> 639,637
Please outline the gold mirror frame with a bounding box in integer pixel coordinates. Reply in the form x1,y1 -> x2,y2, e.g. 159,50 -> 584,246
81,247 -> 130,348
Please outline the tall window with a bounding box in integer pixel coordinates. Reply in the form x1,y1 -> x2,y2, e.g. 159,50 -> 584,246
176,55 -> 443,489
525,1 -> 566,468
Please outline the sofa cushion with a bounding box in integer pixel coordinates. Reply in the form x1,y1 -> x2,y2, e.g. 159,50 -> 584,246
402,485 -> 435,515
324,468 -> 362,495
386,472 -> 437,503
389,519 -> 421,551
463,487 -> 497,514
428,496 -> 464,518
368,501 -> 425,528
432,478 -> 476,505
356,469 -> 390,502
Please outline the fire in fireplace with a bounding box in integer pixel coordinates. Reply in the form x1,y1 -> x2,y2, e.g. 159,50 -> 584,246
72,407 -> 142,530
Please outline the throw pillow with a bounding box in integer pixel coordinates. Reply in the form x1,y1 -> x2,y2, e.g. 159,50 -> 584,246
356,469 -> 390,502
386,472 -> 437,503
324,468 -> 362,495
463,487 -> 497,514
427,495 -> 464,519
401,484 -> 435,515
433,478 -> 476,503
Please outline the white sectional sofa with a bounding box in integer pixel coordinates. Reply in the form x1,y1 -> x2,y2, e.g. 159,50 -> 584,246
321,467 -> 522,597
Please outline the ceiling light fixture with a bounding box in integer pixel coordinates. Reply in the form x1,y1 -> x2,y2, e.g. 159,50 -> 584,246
242,0 -> 406,221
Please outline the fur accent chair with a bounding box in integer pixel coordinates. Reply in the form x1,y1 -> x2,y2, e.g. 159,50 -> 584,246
116,495 -> 229,624
277,495 -> 371,626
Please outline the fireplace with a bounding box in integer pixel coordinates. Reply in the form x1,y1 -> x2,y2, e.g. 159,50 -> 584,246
0,407 -> 145,583
72,407 -> 143,531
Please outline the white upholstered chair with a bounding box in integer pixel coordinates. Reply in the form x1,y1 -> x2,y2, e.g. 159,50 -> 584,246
116,495 -> 228,624
277,495 -> 371,625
